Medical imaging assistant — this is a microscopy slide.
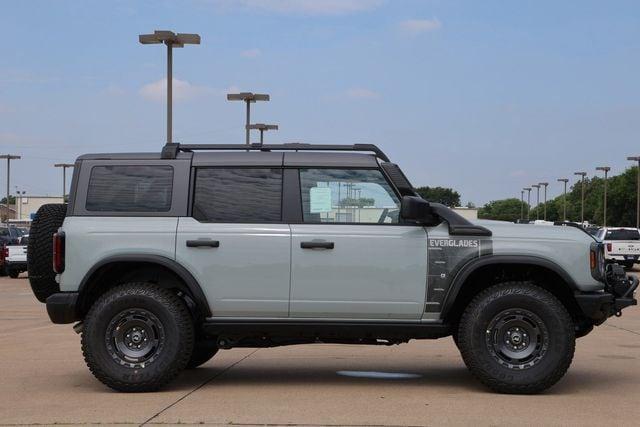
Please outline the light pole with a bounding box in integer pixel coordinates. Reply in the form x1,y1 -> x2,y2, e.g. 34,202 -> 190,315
539,182 -> 549,220
596,166 -> 611,227
54,163 -> 74,200
523,187 -> 532,221
531,184 -> 541,220
15,189 -> 24,220
627,156 -> 640,229
0,154 -> 21,222
557,178 -> 569,222
227,92 -> 270,146
247,123 -> 278,144
520,190 -> 525,221
139,30 -> 201,145
574,172 -> 587,224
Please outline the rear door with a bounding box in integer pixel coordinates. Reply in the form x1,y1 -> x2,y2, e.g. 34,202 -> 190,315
175,165 -> 291,317
289,168 -> 427,319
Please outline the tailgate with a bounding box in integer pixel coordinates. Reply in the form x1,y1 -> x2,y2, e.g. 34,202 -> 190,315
607,241 -> 640,256
7,245 -> 27,262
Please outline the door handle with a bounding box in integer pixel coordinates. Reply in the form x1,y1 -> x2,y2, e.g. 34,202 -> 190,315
186,239 -> 220,248
300,241 -> 334,250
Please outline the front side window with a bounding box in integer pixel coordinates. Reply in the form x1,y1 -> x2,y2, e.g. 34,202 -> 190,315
193,168 -> 282,223
300,169 -> 400,224
86,165 -> 173,212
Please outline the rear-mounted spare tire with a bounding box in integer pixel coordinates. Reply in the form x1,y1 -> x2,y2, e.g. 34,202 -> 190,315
27,203 -> 67,303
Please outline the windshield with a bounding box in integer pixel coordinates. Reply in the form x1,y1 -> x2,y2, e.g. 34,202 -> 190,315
604,229 -> 640,240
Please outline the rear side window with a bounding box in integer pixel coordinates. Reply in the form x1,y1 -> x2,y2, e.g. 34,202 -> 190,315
193,168 -> 282,222
86,165 -> 173,212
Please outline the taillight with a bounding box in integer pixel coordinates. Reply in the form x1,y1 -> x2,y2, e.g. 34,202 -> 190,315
52,232 -> 65,273
606,243 -> 612,252
590,250 -> 596,270
2,245 -> 7,260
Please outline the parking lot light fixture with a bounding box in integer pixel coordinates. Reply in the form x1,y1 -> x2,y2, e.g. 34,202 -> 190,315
596,166 -> 611,227
627,156 -> 640,229
227,92 -> 270,146
520,190 -> 525,221
0,154 -> 21,223
531,184 -> 541,220
523,187 -> 532,220
139,30 -> 201,145
539,182 -> 549,220
574,172 -> 587,224
557,178 -> 569,221
54,163 -> 75,200
247,123 -> 278,144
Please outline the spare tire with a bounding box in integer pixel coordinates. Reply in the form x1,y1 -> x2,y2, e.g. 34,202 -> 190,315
27,204 -> 67,302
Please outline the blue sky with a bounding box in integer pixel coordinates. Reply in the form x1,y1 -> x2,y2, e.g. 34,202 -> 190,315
1,0 -> 639,204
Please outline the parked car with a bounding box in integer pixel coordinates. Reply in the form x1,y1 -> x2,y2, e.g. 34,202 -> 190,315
596,227 -> 640,269
27,143 -> 637,394
5,242 -> 27,278
0,226 -> 25,246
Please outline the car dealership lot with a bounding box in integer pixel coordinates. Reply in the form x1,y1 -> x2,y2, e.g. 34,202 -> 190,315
1,275 -> 639,426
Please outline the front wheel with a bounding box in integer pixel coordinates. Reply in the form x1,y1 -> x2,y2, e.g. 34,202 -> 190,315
458,282 -> 575,394
82,283 -> 194,392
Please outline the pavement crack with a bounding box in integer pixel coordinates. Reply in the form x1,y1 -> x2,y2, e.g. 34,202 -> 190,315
604,323 -> 640,336
139,349 -> 261,427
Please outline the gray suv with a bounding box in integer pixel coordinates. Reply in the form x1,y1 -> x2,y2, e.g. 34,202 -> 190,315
27,142 -> 637,394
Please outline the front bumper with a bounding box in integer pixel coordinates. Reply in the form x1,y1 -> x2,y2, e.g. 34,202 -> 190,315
46,292 -> 79,324
575,267 -> 638,322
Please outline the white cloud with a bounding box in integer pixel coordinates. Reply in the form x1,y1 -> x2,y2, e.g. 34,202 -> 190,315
213,0 -> 383,15
139,78 -> 214,102
399,18 -> 442,36
241,48 -> 261,58
346,88 -> 379,99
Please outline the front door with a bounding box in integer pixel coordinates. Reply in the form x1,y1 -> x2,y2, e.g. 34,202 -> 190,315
289,168 -> 427,319
175,167 -> 291,317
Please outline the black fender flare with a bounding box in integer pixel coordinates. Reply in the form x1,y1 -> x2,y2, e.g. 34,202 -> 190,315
440,254 -> 578,317
77,254 -> 211,317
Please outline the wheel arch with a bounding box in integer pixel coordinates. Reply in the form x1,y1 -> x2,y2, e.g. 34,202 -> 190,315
76,254 -> 211,318
442,255 -> 584,325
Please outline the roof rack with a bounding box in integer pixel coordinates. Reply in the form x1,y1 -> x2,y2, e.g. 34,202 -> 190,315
161,142 -> 391,162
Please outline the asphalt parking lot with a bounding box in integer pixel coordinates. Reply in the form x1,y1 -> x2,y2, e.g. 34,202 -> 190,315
1,275 -> 639,426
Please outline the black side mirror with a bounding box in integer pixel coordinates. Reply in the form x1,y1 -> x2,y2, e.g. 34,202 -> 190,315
400,196 -> 432,222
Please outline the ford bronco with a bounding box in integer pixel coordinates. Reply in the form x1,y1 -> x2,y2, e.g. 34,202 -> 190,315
27,143 -> 637,393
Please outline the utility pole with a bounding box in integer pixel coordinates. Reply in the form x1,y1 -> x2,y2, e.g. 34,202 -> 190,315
557,178 -> 569,222
596,166 -> 611,227
227,92 -> 270,146
247,123 -> 278,144
520,190 -> 525,221
523,187 -> 532,221
531,184 -> 541,220
15,189 -> 24,220
54,163 -> 74,200
139,30 -> 201,145
0,155 -> 21,223
539,182 -> 549,220
627,156 -> 640,229
574,172 -> 587,224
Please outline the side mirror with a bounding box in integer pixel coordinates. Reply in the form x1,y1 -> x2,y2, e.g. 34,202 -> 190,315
400,196 -> 432,222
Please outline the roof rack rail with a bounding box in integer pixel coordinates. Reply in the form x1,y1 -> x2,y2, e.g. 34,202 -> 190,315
161,142 -> 391,162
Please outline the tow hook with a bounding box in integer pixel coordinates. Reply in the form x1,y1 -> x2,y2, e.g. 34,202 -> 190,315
73,321 -> 84,334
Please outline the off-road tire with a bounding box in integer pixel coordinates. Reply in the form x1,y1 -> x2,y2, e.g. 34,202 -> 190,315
186,341 -> 219,369
27,203 -> 67,302
458,282 -> 575,394
82,283 -> 194,392
8,269 -> 19,279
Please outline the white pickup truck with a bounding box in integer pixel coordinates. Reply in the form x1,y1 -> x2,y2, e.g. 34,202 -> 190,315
5,236 -> 28,278
596,227 -> 640,269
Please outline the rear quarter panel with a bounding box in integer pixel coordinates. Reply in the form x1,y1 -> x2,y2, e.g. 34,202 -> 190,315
58,217 -> 178,292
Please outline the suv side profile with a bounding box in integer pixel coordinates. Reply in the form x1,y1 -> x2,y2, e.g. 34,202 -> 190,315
28,143 -> 637,394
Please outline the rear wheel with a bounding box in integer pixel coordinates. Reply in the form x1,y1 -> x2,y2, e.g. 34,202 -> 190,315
622,261 -> 635,270
8,269 -> 19,279
82,283 -> 194,392
458,282 -> 575,394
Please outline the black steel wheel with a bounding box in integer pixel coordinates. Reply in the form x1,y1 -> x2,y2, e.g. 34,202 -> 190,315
82,283 -> 194,392
458,282 -> 575,394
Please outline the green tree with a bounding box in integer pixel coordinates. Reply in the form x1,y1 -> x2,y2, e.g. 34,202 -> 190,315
339,197 -> 375,207
478,198 -> 523,222
0,196 -> 15,206
415,186 -> 461,207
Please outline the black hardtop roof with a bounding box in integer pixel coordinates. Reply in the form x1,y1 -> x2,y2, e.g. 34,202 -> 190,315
77,143 -> 389,167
